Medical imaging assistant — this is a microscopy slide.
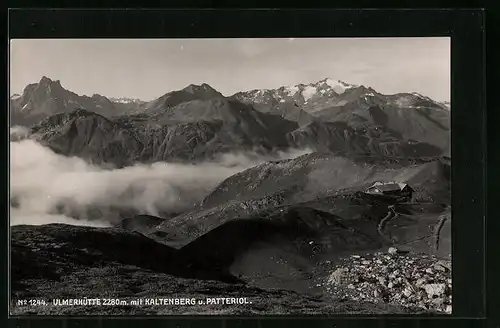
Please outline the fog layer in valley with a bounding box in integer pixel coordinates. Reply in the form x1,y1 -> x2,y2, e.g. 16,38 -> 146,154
9,135 -> 311,227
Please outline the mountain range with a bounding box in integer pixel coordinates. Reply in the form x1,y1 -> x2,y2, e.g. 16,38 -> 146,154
11,76 -> 451,164
10,75 -> 452,315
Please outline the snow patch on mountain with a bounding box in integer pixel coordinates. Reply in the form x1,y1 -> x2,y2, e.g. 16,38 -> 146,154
285,85 -> 299,96
410,92 -> 435,103
233,78 -> 447,117
110,97 -> 144,104
302,86 -> 317,102
324,79 -> 357,95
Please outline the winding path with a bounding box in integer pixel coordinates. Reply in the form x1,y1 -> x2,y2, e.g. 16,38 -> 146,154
377,205 -> 397,242
434,210 -> 450,251
376,206 -> 451,250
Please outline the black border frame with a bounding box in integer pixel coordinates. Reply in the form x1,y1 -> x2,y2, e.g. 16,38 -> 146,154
4,8 -> 487,328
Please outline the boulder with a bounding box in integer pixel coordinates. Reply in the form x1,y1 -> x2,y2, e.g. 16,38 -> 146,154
424,283 -> 446,298
388,247 -> 398,255
327,267 -> 348,285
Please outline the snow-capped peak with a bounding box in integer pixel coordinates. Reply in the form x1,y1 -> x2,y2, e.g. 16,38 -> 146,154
322,78 -> 358,95
238,78 -> 362,104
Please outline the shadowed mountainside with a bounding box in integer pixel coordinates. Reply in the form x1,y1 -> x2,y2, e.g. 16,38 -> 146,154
27,107 -> 444,167
28,105 -> 298,166
286,120 -> 443,158
150,152 -> 449,250
200,152 -> 450,210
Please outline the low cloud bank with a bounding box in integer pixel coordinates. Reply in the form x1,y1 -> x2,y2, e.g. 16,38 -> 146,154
10,126 -> 30,141
10,139 -> 311,227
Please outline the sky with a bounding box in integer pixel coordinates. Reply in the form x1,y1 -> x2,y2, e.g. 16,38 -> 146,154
10,38 -> 450,102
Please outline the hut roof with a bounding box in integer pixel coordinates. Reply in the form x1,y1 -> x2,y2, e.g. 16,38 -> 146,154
368,181 -> 411,191
373,183 -> 402,192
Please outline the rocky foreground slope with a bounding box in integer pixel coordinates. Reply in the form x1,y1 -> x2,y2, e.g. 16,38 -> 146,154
11,217 -> 451,316
324,248 -> 452,313
11,224 -> 426,316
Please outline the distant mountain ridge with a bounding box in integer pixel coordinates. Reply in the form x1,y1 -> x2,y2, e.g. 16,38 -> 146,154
231,78 -> 450,155
231,78 -> 448,114
29,106 -> 299,166
10,77 -> 147,127
12,76 -> 450,161
142,83 -> 224,115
